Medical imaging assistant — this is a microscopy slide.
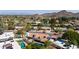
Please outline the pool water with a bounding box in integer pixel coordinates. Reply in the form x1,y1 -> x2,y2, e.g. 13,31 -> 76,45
16,40 -> 26,49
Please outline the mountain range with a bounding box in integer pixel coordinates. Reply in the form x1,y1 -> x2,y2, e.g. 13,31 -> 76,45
41,10 -> 79,17
1,10 -> 79,18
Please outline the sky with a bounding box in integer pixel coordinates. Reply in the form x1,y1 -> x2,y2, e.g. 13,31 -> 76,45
0,10 -> 79,15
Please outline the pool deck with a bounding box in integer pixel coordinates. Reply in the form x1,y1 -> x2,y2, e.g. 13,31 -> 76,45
13,38 -> 21,49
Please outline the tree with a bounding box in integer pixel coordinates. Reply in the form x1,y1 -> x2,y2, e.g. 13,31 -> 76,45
69,17 -> 76,20
44,40 -> 52,48
0,28 -> 3,35
16,29 -> 25,38
26,44 -> 32,49
24,23 -> 32,31
49,18 -> 57,29
62,30 -> 79,48
0,19 -> 3,28
41,19 -> 49,26
8,20 -> 15,30
37,23 -> 42,30
66,25 -> 74,29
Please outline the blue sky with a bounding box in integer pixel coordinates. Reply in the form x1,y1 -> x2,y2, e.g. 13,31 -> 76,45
0,10 -> 79,15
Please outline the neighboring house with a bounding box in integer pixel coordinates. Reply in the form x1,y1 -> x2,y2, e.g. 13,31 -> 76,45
15,25 -> 24,30
39,27 -> 51,33
28,32 -> 49,39
0,32 -> 14,42
32,21 -> 41,26
54,27 -> 67,31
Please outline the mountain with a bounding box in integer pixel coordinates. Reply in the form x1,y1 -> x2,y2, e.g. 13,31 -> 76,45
1,10 -> 79,17
41,10 -> 79,17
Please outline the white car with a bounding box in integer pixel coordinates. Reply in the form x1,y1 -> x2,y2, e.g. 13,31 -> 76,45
53,40 -> 67,49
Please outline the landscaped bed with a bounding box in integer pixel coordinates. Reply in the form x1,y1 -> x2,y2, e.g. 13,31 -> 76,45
16,39 -> 53,49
